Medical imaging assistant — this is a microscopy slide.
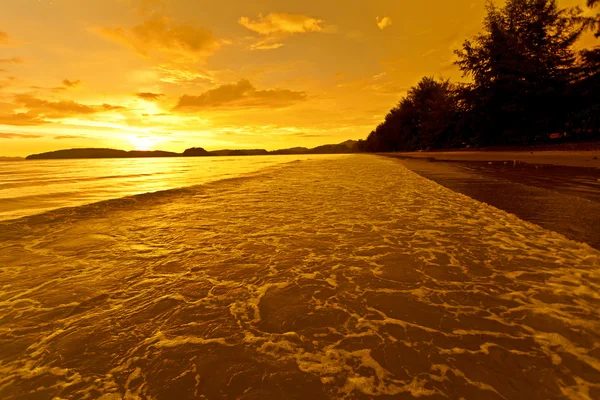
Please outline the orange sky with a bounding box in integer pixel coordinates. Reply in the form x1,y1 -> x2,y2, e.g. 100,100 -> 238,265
0,0 -> 597,156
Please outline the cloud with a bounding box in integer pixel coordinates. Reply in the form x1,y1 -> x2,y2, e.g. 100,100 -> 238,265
175,79 -> 306,110
30,85 -> 66,92
30,79 -> 81,92
0,132 -> 42,139
239,13 -> 324,35
250,40 -> 284,51
0,112 -> 46,126
0,95 -> 128,126
291,132 -> 327,138
141,113 -> 168,117
54,135 -> 81,139
0,58 -> 23,64
15,94 -> 97,115
0,31 -> 9,46
136,92 -> 164,101
98,15 -> 221,62
63,79 -> 82,88
155,65 -> 214,84
101,103 -> 126,111
239,13 -> 328,50
376,17 -> 392,30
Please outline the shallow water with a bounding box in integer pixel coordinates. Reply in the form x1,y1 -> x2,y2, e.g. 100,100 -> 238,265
0,155 -> 336,221
0,155 -> 599,399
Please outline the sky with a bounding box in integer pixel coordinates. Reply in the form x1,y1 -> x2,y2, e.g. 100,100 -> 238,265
0,0 -> 597,156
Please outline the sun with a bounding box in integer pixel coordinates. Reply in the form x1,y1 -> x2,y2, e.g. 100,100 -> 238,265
128,135 -> 159,151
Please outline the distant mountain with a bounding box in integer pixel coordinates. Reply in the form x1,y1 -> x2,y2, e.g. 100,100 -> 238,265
26,148 -> 179,160
25,140 -> 360,160
308,140 -> 358,154
0,156 -> 24,161
182,147 -> 210,156
270,147 -> 310,155
208,149 -> 269,156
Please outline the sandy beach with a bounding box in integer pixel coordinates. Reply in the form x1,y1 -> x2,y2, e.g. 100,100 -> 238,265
385,153 -> 600,250
386,150 -> 600,169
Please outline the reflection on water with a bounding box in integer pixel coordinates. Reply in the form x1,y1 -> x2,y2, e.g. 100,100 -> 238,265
0,155 -> 341,221
1,155 -> 599,399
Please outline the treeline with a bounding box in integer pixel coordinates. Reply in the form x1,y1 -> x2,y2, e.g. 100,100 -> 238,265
360,0 -> 600,152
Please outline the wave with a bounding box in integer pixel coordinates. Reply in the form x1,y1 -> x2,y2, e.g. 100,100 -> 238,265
0,159 -> 314,226
0,171 -> 172,190
1,155 -> 598,399
0,155 -> 336,223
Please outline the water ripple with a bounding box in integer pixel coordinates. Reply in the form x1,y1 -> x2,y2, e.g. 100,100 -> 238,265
0,155 -> 598,399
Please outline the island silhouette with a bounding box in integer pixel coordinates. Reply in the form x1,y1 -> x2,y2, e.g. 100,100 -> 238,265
25,140 -> 358,160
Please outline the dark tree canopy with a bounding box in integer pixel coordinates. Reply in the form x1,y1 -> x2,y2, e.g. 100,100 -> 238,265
362,77 -> 461,152
362,0 -> 599,152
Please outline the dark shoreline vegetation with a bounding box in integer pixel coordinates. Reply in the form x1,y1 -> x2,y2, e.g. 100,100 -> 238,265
24,140 -> 359,160
358,0 -> 600,153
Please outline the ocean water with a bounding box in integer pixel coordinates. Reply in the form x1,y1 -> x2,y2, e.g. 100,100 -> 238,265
0,155 -> 599,399
0,155 -> 339,222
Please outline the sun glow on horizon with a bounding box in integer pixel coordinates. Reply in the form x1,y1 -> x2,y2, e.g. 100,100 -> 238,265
128,135 -> 162,151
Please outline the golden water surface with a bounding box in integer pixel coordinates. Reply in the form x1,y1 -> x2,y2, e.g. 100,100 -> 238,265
1,155 -> 599,399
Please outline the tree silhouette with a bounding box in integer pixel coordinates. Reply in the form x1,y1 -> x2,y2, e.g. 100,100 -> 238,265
362,0 -> 598,152
363,77 -> 460,151
455,0 -> 585,145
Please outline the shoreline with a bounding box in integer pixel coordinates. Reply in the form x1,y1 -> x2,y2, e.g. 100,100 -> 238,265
385,149 -> 600,169
387,155 -> 600,249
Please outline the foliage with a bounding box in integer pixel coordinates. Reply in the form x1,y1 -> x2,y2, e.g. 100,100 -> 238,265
363,0 -> 599,152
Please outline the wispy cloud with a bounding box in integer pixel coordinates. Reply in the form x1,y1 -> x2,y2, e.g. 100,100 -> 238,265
0,57 -> 23,64
250,40 -> 285,51
63,79 -> 82,88
54,135 -> 81,140
0,31 -> 9,46
155,65 -> 214,84
175,79 -> 306,110
29,79 -> 82,93
239,13 -> 324,35
0,132 -> 42,139
376,17 -> 392,30
97,15 -> 222,62
0,95 -> 128,126
239,13 -> 326,50
15,94 -> 97,115
136,92 -> 164,101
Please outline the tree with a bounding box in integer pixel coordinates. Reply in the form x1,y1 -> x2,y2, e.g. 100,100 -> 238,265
455,0 -> 586,145
362,77 -> 460,152
587,0 -> 600,37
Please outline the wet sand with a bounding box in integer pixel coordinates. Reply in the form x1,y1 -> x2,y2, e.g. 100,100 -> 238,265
388,150 -> 600,169
386,155 -> 600,250
1,155 -> 599,399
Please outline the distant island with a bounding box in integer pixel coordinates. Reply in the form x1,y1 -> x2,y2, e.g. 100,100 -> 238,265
25,140 -> 358,160
0,156 -> 24,162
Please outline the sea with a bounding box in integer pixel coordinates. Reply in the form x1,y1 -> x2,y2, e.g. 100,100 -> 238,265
0,155 -> 336,221
0,154 -> 599,399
